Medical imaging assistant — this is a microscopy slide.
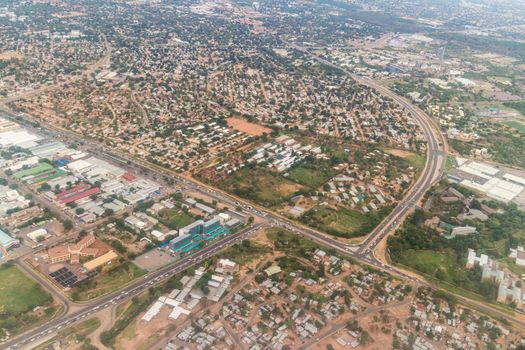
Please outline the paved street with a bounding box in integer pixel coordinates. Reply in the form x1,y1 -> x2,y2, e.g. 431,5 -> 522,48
2,41 -> 524,350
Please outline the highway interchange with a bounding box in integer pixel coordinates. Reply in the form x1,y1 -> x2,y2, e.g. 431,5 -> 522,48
0,44 -> 508,349
0,71 -> 447,349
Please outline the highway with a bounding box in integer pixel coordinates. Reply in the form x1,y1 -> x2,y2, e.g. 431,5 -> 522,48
0,43 -> 448,348
0,95 -> 446,350
1,223 -> 265,350
354,74 -> 447,257
0,42 -> 500,350
281,42 -> 447,260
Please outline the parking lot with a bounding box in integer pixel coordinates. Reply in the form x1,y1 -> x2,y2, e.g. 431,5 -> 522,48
133,248 -> 177,272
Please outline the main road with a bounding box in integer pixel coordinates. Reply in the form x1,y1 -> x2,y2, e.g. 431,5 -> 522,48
1,223 -> 265,350
282,42 -> 447,260
0,41 -> 508,350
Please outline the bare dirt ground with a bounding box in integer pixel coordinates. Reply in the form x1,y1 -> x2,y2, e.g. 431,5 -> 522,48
0,51 -> 23,60
51,12 -> 86,18
278,182 -> 303,195
383,148 -> 414,158
226,117 -> 271,136
374,237 -> 389,264
310,300 -> 411,350
115,306 -> 176,350
88,311 -> 113,350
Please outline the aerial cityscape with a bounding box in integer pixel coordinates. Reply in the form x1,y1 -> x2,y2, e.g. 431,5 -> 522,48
0,0 -> 525,349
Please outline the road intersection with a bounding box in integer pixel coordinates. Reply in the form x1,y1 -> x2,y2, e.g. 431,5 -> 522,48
4,45 -> 520,350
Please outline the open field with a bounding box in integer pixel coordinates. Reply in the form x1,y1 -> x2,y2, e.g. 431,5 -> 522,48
383,148 -> 413,157
266,227 -> 321,254
157,208 -> 193,230
0,264 -> 57,339
287,160 -> 337,189
219,240 -> 271,265
405,154 -> 426,171
301,206 -> 369,238
51,11 -> 86,18
504,120 -> 525,134
0,264 -> 53,315
396,249 -> 462,284
450,128 -> 525,172
101,288 -> 165,347
384,147 -> 426,174
226,117 -> 271,136
70,262 -> 145,301
395,248 -> 504,305
218,168 -> 303,206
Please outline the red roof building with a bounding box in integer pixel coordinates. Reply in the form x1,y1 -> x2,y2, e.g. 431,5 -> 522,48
55,183 -> 90,202
59,187 -> 101,204
121,172 -> 136,182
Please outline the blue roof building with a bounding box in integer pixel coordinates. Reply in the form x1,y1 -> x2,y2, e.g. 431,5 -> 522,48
0,229 -> 19,253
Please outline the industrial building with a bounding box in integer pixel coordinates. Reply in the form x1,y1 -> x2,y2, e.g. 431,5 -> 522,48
449,159 -> 525,205
54,184 -> 101,205
0,119 -> 160,223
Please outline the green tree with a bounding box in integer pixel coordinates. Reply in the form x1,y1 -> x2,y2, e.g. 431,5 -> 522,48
63,220 -> 74,231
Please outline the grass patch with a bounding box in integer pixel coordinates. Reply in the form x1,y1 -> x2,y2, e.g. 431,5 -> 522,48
397,249 -> 464,285
445,155 -> 457,171
266,227 -> 320,255
391,239 -> 499,301
71,262 -> 145,301
220,240 -> 271,265
301,206 -> 391,238
0,263 -> 55,338
116,300 -> 132,319
121,321 -> 137,340
287,159 -> 337,189
156,208 -> 193,230
404,153 -> 426,173
76,317 -> 101,335
383,147 -> 426,176
499,257 -> 525,276
218,168 -> 303,207
503,120 -> 525,134
503,101 -> 525,116
0,264 -> 53,314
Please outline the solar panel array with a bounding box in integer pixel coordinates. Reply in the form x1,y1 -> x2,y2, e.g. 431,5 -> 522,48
49,267 -> 78,288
